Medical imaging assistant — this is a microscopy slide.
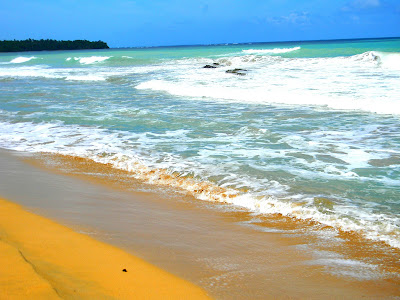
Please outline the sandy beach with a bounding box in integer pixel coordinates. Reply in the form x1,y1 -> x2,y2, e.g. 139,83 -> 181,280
1,149 -> 399,299
0,195 -> 210,299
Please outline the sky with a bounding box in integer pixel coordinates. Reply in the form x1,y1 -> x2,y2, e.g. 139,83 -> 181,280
1,0 -> 399,47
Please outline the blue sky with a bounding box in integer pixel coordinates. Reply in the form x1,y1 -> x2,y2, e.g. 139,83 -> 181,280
1,0 -> 399,47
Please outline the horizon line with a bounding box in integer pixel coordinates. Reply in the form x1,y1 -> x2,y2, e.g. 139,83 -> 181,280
111,35 -> 400,50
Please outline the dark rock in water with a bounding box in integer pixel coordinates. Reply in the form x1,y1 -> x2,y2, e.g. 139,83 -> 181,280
203,63 -> 220,69
226,68 -> 247,76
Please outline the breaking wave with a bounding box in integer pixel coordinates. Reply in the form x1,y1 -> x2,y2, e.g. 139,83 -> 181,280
0,120 -> 399,249
242,46 -> 301,55
9,56 -> 37,64
372,51 -> 400,70
137,51 -> 400,115
67,56 -> 112,64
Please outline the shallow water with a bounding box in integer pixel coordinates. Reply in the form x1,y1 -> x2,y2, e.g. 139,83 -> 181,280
0,38 -> 400,251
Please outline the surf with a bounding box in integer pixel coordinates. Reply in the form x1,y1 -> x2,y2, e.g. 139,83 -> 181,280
242,46 -> 301,55
9,56 -> 37,63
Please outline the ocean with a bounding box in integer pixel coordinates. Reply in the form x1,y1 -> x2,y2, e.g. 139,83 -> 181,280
1,37 -> 400,281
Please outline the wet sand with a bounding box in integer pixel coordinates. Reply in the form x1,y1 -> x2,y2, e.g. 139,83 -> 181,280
0,196 -> 210,299
1,149 -> 399,299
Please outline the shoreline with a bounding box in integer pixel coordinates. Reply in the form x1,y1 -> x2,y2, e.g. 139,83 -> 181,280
1,149 -> 400,298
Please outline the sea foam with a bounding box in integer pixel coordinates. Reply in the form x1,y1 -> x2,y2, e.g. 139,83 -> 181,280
0,119 -> 399,249
73,56 -> 111,64
136,51 -> 400,115
373,51 -> 400,70
10,56 -> 37,64
242,46 -> 301,55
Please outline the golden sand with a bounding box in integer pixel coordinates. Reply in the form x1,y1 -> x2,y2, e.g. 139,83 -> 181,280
0,197 -> 210,299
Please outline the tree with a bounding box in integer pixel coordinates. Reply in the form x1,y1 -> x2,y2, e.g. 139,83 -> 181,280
0,39 -> 110,52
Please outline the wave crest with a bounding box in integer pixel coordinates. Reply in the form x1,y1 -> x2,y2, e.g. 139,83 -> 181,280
351,51 -> 400,70
0,119 -> 398,249
374,51 -> 400,70
10,56 -> 37,64
71,56 -> 112,64
242,46 -> 300,55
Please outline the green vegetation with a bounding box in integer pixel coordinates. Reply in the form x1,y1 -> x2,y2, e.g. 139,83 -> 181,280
0,39 -> 109,52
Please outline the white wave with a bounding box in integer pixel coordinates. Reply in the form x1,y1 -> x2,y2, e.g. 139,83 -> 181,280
73,56 -> 111,64
373,51 -> 400,70
215,54 -> 281,66
10,56 -> 37,64
0,66 -> 62,79
305,254 -> 384,280
0,120 -> 399,249
242,46 -> 300,55
0,65 -> 135,81
349,51 -> 400,70
136,79 -> 400,115
136,51 -> 400,115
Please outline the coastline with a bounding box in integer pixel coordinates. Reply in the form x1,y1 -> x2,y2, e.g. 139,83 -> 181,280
1,37 -> 400,299
0,39 -> 109,53
1,148 -> 399,298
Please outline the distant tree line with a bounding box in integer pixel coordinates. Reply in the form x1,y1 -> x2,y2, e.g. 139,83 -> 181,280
0,39 -> 109,52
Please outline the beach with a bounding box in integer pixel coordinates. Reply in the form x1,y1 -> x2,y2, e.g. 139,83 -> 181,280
0,196 -> 209,299
0,153 -> 210,299
1,149 -> 399,299
1,38 -> 400,298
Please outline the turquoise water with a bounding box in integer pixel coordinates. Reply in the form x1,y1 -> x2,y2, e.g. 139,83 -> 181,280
1,38 -> 400,248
